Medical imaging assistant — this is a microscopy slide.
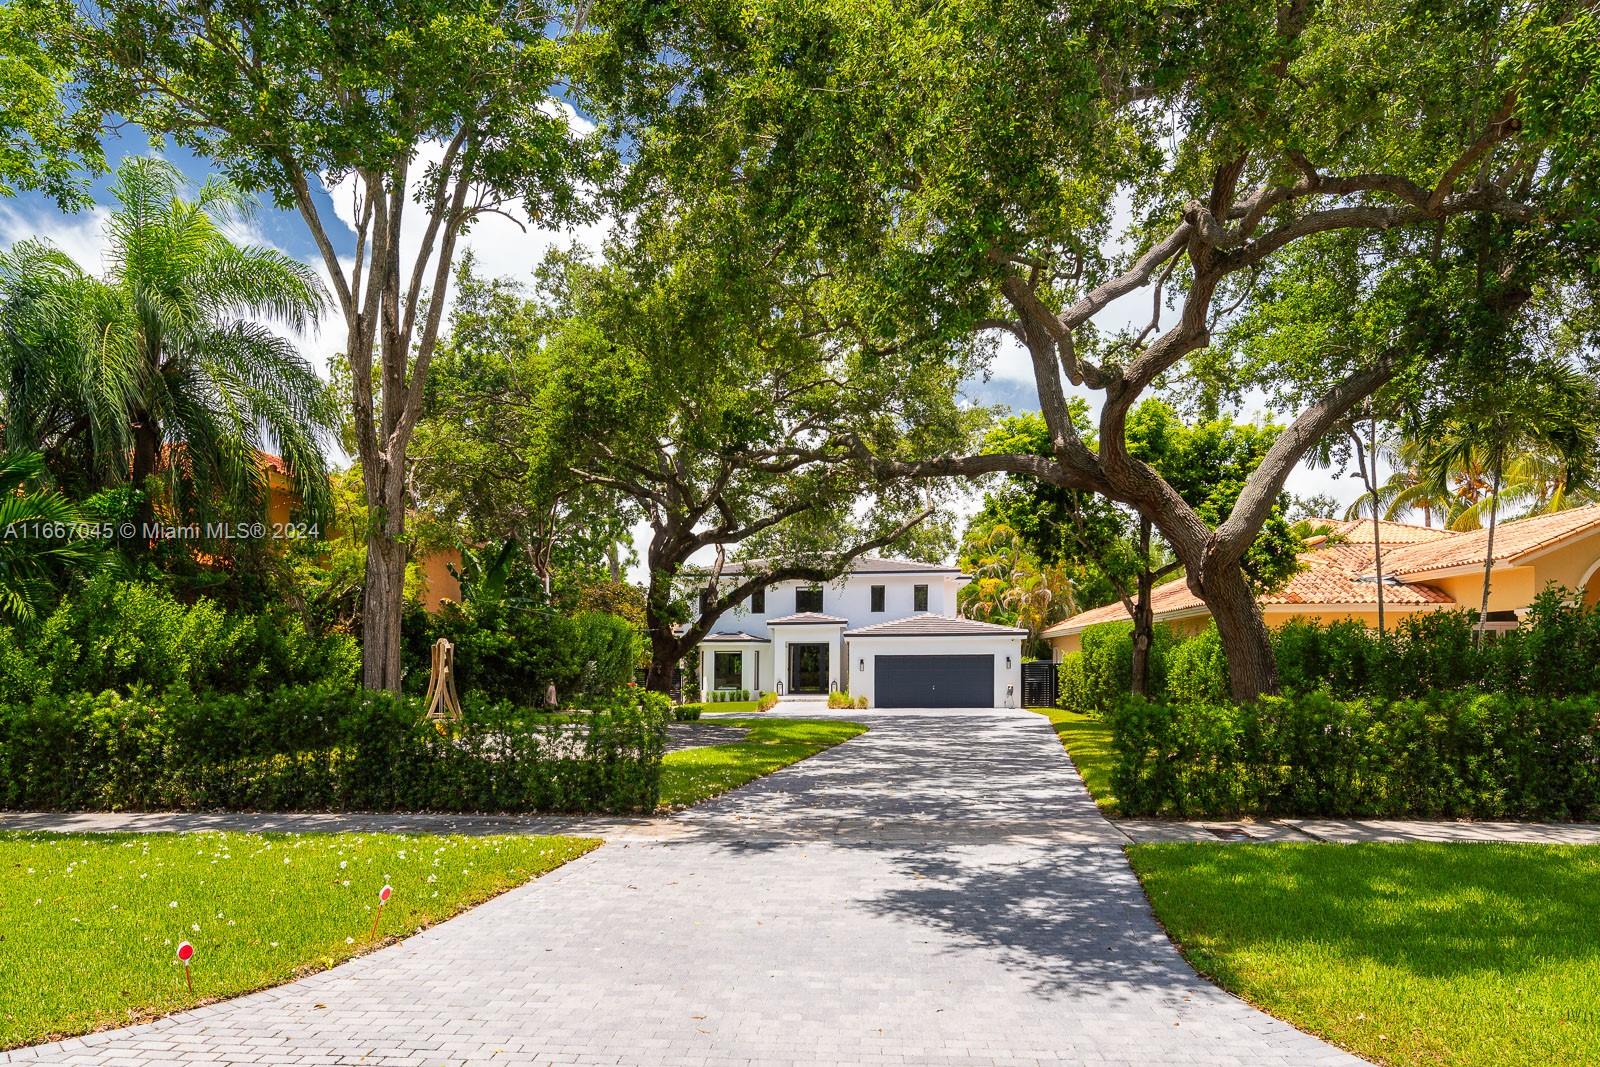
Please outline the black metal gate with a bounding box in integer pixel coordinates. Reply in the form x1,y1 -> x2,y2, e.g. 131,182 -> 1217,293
1021,660 -> 1058,708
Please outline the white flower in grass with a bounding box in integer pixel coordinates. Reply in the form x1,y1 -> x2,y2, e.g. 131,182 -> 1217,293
344,936 -> 354,945
339,861 -> 347,870
341,879 -> 350,887
168,901 -> 178,908
190,923 -> 200,933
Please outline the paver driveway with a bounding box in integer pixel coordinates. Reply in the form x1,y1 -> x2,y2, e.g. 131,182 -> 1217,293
7,708 -> 1363,1067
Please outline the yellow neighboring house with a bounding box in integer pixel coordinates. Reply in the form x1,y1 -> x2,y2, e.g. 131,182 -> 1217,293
1042,505 -> 1600,658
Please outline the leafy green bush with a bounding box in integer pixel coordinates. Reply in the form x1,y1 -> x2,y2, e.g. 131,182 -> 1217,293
0,684 -> 669,814
1057,652 -> 1086,711
1106,690 -> 1600,820
405,603 -> 640,707
673,703 -> 703,721
757,691 -> 779,711
1164,626 -> 1229,707
0,575 -> 358,703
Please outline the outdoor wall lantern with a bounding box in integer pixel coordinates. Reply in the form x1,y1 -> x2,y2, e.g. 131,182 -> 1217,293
858,657 -> 865,671
1006,655 -> 1012,669
776,680 -> 784,695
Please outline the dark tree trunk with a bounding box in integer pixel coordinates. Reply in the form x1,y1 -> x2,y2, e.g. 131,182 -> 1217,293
1129,518 -> 1156,698
1476,463 -> 1503,648
129,412 -> 162,532
643,629 -> 685,694
643,565 -> 688,695
1198,560 -> 1278,702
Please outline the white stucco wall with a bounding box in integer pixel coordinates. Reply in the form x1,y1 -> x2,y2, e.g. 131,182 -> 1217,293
768,622 -> 845,694
710,571 -> 965,636
844,635 -> 1024,709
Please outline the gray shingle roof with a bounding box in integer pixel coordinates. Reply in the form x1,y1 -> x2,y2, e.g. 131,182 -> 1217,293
699,631 -> 768,643
844,614 -> 1028,638
765,612 -> 850,626
704,555 -> 965,578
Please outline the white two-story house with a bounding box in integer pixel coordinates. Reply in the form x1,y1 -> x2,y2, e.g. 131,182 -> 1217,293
692,557 -> 1025,708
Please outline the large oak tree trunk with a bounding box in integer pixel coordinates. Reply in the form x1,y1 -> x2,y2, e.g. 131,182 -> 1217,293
1198,560 -> 1279,702
643,629 -> 684,695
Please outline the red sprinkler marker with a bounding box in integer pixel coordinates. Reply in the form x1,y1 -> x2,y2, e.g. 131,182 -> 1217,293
176,941 -> 195,994
369,884 -> 393,939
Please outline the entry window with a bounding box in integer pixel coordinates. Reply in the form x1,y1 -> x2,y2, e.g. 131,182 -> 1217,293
870,585 -> 886,612
713,651 -> 743,690
913,584 -> 929,611
750,587 -> 765,612
796,586 -> 823,613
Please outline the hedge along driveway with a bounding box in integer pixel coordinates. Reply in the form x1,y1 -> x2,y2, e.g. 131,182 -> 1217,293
0,687 -> 669,815
1107,690 -> 1600,820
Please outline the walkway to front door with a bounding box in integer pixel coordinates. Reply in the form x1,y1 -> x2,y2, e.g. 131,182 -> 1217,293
787,641 -> 828,693
7,709 -> 1361,1066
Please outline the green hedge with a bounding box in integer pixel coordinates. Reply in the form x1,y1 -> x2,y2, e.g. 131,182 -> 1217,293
0,575 -> 359,703
0,685 -> 670,814
1106,690 -> 1600,820
1059,589 -> 1600,712
404,603 -> 640,706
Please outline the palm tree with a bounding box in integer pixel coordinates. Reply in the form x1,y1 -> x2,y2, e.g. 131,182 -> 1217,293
960,523 -> 1077,656
0,157 -> 335,527
0,451 -> 104,620
1417,358 -> 1599,643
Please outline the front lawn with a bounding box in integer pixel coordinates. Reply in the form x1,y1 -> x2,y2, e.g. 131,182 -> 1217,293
1128,842 -> 1600,1067
698,699 -> 763,714
659,718 -> 866,808
1,831 -> 598,1050
1034,707 -> 1117,812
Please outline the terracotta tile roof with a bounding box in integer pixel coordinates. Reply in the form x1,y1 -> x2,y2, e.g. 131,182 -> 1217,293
1314,518 -> 1454,545
1378,505 -> 1600,576
1041,541 -> 1452,638
844,614 -> 1027,638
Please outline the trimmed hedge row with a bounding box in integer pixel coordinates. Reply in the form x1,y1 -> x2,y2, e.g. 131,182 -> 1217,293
1060,588 -> 1600,713
0,685 -> 670,814
1107,691 -> 1600,820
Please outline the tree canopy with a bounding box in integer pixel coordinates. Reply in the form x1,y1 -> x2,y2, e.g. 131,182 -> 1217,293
581,0 -> 1600,698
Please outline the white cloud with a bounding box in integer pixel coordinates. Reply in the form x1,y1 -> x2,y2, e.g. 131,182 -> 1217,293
0,202 -> 111,271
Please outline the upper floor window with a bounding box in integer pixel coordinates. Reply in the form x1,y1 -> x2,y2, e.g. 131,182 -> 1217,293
796,586 -> 823,613
750,587 -> 765,613
870,585 -> 886,612
913,584 -> 929,611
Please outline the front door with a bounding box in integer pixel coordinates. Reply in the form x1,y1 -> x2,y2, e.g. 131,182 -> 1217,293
788,643 -> 828,694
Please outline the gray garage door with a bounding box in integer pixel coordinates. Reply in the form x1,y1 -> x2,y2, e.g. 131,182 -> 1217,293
875,654 -> 994,708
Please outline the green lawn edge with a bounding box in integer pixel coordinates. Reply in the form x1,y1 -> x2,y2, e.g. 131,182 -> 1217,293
659,718 -> 867,809
1033,707 -> 1117,813
1,830 -> 600,1051
1126,840 -> 1600,1067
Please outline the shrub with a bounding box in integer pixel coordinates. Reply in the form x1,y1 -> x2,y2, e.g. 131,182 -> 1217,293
854,695 -> 869,709
758,691 -> 779,711
0,575 -> 358,703
1105,690 -> 1600,820
1164,625 -> 1229,707
408,603 -> 641,708
1057,652 -> 1086,711
0,684 -> 670,814
673,704 -> 703,721
827,691 -> 854,709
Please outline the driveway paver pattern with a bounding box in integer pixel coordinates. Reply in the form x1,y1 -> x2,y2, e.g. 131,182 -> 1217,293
5,708 -> 1364,1066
